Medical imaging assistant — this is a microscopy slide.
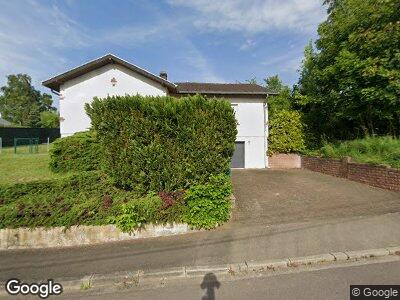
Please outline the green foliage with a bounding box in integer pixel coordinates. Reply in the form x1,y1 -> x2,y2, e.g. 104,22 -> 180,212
0,171 -> 137,229
265,75 -> 293,115
108,192 -> 162,232
40,111 -> 59,128
0,74 -> 56,127
85,94 -> 237,193
49,131 -> 101,173
268,110 -> 305,155
297,0 -> 400,141
306,136 -> 400,169
184,174 -> 232,229
0,171 -> 233,230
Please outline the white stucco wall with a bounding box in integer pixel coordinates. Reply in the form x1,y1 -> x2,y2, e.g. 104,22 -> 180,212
59,64 -> 167,136
229,97 -> 267,168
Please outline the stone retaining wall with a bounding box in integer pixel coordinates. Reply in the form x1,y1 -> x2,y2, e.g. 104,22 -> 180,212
302,156 -> 400,191
0,223 -> 191,250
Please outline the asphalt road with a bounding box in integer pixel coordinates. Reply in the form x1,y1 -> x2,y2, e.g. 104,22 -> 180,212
63,258 -> 400,300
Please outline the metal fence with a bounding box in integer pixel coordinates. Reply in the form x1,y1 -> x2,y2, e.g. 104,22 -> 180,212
0,127 -> 60,147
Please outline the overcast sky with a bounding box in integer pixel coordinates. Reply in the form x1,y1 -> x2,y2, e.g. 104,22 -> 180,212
0,0 -> 327,108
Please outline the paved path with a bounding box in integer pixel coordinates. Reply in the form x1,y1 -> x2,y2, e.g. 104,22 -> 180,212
63,258 -> 400,300
0,170 -> 399,282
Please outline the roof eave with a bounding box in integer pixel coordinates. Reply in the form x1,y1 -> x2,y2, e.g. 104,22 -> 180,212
176,91 -> 274,96
42,54 -> 176,92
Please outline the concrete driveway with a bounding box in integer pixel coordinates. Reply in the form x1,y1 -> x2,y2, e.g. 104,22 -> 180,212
231,169 -> 400,226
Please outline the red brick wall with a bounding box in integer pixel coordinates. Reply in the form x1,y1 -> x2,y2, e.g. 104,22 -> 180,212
269,154 -> 301,169
301,156 -> 400,191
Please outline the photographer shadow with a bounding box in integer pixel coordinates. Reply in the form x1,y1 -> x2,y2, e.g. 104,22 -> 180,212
200,273 -> 221,300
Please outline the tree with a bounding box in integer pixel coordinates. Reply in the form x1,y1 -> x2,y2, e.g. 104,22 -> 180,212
297,0 -> 400,141
40,111 -> 60,128
264,75 -> 292,114
0,74 -> 55,127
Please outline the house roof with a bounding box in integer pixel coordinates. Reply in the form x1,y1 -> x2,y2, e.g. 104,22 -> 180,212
174,82 -> 274,96
42,54 -> 177,92
42,54 -> 275,96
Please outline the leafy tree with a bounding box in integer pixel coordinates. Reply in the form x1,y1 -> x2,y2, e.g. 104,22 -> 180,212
40,111 -> 60,128
264,75 -> 293,114
0,74 -> 55,127
297,0 -> 400,142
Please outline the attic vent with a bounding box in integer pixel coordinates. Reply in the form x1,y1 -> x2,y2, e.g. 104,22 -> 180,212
159,71 -> 167,80
111,77 -> 117,86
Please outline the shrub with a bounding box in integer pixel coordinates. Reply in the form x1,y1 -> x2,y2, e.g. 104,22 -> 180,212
184,174 -> 232,229
0,172 -> 141,229
49,131 -> 101,173
314,136 -> 400,168
108,192 -> 162,232
268,110 -> 305,155
85,94 -> 237,192
0,171 -> 233,230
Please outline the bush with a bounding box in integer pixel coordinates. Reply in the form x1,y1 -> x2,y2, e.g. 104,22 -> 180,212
268,110 -> 305,155
49,131 -> 101,173
0,171 -> 151,229
85,94 -> 237,192
184,174 -> 232,229
311,136 -> 400,168
108,192 -> 162,232
0,172 -> 233,230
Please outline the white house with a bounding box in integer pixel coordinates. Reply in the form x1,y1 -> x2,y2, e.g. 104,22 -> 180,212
43,54 -> 274,168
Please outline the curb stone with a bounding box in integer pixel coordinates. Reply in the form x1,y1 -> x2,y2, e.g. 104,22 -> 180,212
386,246 -> 400,255
330,252 -> 349,261
345,248 -> 390,260
288,253 -> 335,267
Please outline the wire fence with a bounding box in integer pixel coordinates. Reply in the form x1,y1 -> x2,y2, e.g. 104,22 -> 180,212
0,137 -> 52,154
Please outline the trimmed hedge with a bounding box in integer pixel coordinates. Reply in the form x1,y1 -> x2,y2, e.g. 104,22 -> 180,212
268,110 -> 305,155
85,94 -> 237,192
49,131 -> 101,173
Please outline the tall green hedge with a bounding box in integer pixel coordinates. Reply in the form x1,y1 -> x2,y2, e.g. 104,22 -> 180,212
268,110 -> 305,155
85,94 -> 237,192
49,131 -> 101,173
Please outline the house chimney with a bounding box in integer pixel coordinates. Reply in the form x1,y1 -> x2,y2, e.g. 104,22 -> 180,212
159,71 -> 168,80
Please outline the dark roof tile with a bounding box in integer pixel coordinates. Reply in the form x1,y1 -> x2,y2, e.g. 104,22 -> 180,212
175,82 -> 274,95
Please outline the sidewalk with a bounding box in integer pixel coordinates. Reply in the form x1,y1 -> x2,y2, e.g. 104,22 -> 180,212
1,212 -> 400,282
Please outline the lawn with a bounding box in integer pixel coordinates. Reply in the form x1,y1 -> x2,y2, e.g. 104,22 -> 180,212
305,136 -> 400,169
0,144 -> 72,185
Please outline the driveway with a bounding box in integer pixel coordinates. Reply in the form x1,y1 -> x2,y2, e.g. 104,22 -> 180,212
232,169 -> 400,226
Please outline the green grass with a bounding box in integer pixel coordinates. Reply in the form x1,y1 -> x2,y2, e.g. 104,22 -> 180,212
0,144 -> 73,185
305,136 -> 400,169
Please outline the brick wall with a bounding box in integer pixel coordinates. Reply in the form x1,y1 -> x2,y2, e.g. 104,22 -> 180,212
302,156 -> 400,191
269,154 -> 301,169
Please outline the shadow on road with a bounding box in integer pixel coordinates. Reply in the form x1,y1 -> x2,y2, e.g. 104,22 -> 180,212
200,272 -> 221,300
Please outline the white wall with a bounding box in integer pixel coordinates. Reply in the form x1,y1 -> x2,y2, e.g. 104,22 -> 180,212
59,64 -> 167,136
229,97 -> 267,168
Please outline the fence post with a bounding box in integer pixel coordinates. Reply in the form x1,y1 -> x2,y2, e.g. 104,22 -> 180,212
0,137 -> 2,154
